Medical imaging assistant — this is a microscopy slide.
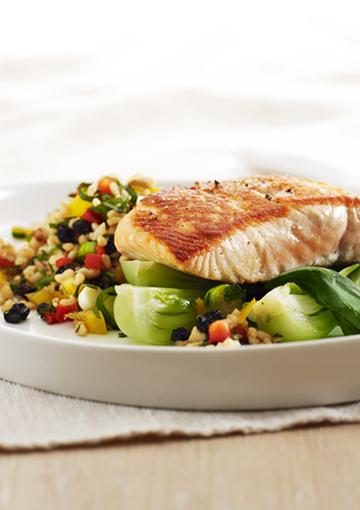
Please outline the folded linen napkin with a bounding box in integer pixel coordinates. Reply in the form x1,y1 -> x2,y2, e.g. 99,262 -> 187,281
1,379 -> 359,451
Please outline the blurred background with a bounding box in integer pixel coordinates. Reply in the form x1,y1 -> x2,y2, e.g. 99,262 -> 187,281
0,0 -> 359,187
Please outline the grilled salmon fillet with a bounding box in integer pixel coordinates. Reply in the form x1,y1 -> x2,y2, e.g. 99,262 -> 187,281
115,175 -> 360,283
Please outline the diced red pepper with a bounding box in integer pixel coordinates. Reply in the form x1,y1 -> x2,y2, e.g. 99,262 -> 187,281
85,253 -> 103,270
81,209 -> 103,224
43,311 -> 57,324
43,302 -> 78,324
208,320 -> 232,344
54,302 -> 78,323
0,257 -> 14,268
98,186 -> 112,195
98,177 -> 114,195
232,324 -> 247,337
95,246 -> 106,255
55,257 -> 72,269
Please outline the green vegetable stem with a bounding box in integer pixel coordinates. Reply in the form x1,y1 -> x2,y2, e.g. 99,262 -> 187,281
268,267 -> 360,336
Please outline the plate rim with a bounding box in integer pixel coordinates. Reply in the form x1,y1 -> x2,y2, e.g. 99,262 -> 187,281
2,316 -> 360,354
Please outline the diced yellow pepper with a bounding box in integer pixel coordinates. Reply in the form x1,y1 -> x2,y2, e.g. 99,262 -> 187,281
131,184 -> 160,196
26,286 -> 62,305
0,271 -> 7,285
67,310 -> 107,335
127,176 -> 159,196
64,195 -> 90,218
61,278 -> 78,297
238,298 -> 257,323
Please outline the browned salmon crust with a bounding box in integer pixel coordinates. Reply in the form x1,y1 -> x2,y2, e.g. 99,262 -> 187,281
115,175 -> 360,283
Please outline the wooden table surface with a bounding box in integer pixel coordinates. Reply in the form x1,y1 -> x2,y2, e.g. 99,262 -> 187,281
0,424 -> 359,510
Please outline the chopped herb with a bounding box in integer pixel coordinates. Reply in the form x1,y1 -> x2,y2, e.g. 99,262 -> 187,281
34,246 -> 59,262
35,275 -> 54,289
34,250 -> 49,262
124,185 -> 138,202
102,196 -> 132,213
76,241 -> 97,262
78,183 -> 97,202
90,203 -> 109,217
37,302 -> 56,318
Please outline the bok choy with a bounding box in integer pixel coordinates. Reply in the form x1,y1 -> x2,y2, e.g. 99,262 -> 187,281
120,257 -> 215,289
251,283 -> 336,341
114,284 -> 203,344
268,266 -> 360,335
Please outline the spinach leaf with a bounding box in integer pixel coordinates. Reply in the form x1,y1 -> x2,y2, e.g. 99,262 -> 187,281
267,267 -> 360,334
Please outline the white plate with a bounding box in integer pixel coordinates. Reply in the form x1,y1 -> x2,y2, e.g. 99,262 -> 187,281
1,181 -> 360,411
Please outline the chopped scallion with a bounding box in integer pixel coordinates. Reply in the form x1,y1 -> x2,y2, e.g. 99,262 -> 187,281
11,227 -> 33,240
76,241 -> 97,262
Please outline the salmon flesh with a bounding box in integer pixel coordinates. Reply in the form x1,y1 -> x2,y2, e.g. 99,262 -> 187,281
115,175 -> 360,283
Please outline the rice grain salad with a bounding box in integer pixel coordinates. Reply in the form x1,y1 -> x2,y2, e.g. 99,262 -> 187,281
0,175 -> 157,336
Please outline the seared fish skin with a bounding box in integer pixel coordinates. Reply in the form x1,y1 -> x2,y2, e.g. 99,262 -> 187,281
115,175 -> 360,283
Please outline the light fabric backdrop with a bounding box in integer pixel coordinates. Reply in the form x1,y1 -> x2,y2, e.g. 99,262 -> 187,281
0,0 -> 359,186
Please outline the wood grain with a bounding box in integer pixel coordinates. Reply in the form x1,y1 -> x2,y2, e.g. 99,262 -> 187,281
0,425 -> 360,510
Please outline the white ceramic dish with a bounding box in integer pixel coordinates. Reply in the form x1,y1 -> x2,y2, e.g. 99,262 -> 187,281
1,181 -> 360,411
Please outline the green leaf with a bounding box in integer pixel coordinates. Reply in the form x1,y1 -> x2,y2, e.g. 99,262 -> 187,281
78,185 -> 96,202
124,184 -> 138,202
268,267 -> 360,334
